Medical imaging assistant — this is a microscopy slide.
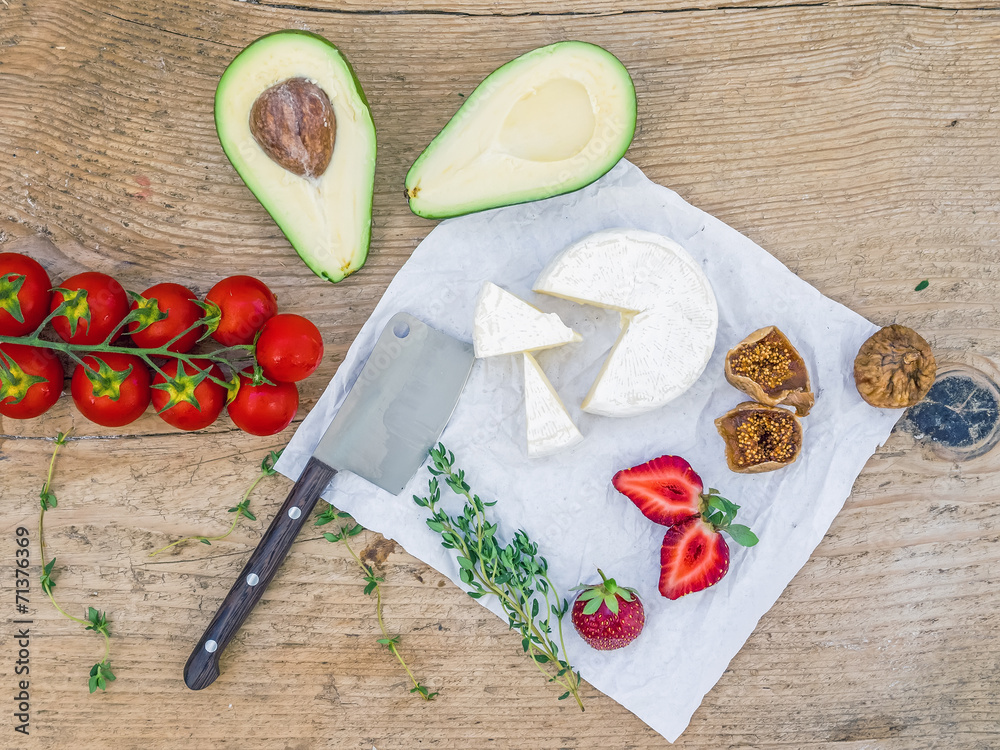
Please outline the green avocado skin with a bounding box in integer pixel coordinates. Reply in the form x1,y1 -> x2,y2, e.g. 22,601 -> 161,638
215,31 -> 376,283
405,41 -> 637,220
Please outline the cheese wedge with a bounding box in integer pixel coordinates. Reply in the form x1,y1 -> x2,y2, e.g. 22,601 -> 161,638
473,281 -> 581,358
472,281 -> 584,456
522,353 -> 584,457
533,229 -> 718,417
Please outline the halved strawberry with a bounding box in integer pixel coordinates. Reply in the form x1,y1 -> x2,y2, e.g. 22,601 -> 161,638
612,455 -> 703,526
658,493 -> 759,600
659,517 -> 730,600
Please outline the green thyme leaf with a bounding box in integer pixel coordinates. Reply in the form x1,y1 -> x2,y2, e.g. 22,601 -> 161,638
261,449 -> 283,475
314,505 -> 339,526
40,557 -> 56,595
39,490 -> 58,511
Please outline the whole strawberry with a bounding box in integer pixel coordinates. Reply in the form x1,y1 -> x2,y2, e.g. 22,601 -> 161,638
571,570 -> 645,651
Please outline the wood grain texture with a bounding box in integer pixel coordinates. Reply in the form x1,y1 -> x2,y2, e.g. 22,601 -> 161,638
1,0 -> 999,747
185,0 -> 1000,15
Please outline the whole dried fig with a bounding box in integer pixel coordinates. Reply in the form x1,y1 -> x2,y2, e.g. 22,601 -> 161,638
725,326 -> 814,416
715,402 -> 803,474
249,78 -> 336,178
854,324 -> 936,408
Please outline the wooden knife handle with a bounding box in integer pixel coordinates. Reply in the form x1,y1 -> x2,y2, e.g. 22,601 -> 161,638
183,456 -> 338,690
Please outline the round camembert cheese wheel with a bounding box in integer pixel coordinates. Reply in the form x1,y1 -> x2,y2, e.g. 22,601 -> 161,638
533,228 -> 718,417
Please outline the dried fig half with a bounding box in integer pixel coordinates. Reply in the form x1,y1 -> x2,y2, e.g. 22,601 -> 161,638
249,77 -> 336,178
715,402 -> 803,474
854,324 -> 936,408
725,326 -> 814,416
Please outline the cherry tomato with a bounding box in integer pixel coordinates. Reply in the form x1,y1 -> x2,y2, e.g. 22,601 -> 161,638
227,369 -> 298,436
0,343 -> 64,419
128,282 -> 204,353
205,275 -> 278,347
71,352 -> 151,427
150,358 -> 227,431
0,253 -> 52,337
50,272 -> 129,346
254,314 -> 324,383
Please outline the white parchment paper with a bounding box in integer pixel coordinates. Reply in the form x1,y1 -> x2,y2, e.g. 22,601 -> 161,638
276,160 -> 901,742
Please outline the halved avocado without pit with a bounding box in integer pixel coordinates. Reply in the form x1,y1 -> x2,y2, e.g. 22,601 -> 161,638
215,31 -> 376,282
405,41 -> 637,219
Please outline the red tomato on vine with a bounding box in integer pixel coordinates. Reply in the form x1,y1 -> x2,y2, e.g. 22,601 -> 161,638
150,358 -> 227,432
254,314 -> 324,383
71,352 -> 152,427
128,282 -> 205,353
227,369 -> 298,436
50,272 -> 129,346
205,276 -> 278,347
0,253 -> 52,337
0,343 -> 64,419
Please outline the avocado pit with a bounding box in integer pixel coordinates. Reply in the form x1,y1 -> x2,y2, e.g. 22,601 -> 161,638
249,77 -> 336,178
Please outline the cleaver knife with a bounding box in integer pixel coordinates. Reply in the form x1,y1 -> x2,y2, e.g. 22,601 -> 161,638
184,312 -> 474,690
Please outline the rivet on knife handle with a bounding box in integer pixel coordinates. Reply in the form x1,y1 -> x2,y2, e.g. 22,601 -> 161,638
183,456 -> 337,690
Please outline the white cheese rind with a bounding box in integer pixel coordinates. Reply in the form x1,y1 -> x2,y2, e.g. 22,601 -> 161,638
533,228 -> 718,417
473,281 -> 581,358
522,353 -> 584,457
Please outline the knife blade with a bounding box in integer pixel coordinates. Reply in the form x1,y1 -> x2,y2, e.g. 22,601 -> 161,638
184,312 -> 474,690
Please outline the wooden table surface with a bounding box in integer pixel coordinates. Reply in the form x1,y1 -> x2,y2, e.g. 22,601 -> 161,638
2,0 -> 999,747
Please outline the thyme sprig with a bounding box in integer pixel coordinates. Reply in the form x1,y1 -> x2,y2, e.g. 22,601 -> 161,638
317,507 -> 438,700
413,444 -> 584,710
148,450 -> 281,557
37,430 -> 116,693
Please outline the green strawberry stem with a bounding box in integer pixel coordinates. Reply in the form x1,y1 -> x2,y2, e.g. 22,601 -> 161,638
414,445 -> 584,710
699,491 -> 759,547
573,569 -> 636,616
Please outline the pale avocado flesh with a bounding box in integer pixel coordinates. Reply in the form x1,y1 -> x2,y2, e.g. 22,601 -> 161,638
215,31 -> 376,282
405,41 -> 636,220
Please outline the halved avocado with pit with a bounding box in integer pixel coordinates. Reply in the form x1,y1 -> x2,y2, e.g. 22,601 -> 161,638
215,31 -> 376,283
405,41 -> 637,219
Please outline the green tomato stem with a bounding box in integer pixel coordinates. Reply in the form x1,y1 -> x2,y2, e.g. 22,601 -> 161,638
208,344 -> 256,357
0,332 -> 254,391
1,306 -> 254,376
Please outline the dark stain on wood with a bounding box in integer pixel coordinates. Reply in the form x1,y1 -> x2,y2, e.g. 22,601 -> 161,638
361,535 -> 397,568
